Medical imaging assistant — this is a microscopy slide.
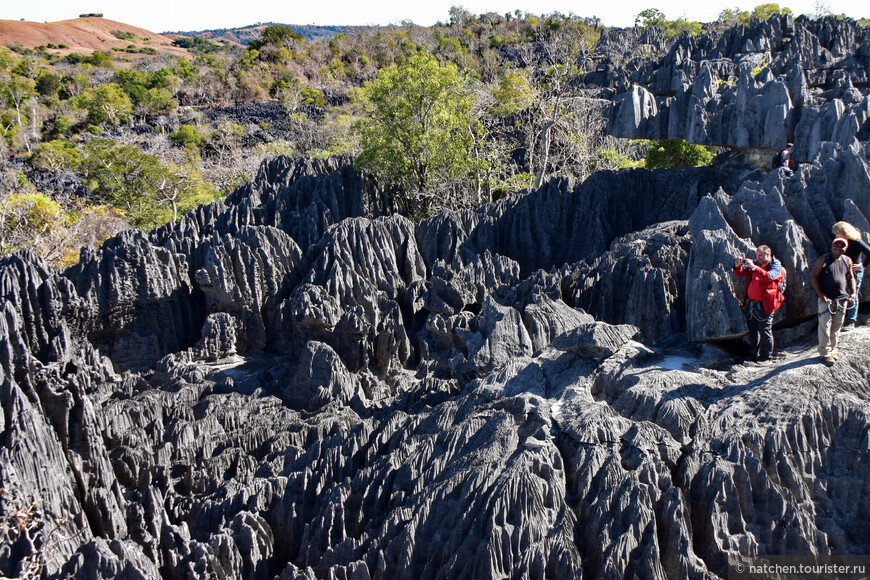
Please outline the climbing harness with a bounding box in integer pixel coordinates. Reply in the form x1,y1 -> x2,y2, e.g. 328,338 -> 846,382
746,300 -> 771,321
825,297 -> 854,315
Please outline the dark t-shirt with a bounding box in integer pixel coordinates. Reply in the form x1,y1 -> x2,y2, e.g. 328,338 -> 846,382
843,238 -> 870,268
818,253 -> 851,300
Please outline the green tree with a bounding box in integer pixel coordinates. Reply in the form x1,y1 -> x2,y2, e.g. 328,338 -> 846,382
136,87 -> 177,117
208,120 -> 246,166
30,139 -> 82,171
300,86 -> 326,107
598,146 -> 645,169
248,25 -> 304,52
752,3 -> 793,20
84,50 -> 113,68
718,7 -> 750,24
35,71 -> 60,97
0,191 -> 129,267
355,53 -> 477,215
59,73 -> 88,99
153,160 -> 220,222
636,8 -> 703,38
169,124 -> 204,149
644,139 -> 715,169
491,71 -> 534,116
80,140 -> 163,226
0,191 -> 67,260
172,36 -> 221,54
80,140 -> 217,227
635,8 -> 668,29
113,68 -> 179,117
721,3 -> 792,23
80,83 -> 132,127
0,75 -> 37,152
667,17 -> 705,37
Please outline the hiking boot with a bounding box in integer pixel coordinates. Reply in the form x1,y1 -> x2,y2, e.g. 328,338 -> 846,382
823,355 -> 836,365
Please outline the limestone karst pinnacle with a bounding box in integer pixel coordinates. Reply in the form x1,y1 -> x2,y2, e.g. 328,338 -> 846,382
2,14 -> 870,579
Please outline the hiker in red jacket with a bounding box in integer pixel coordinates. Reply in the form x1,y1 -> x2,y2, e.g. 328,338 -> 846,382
733,245 -> 784,362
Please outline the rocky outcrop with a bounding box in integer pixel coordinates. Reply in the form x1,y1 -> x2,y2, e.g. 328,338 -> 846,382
600,16 -> 870,158
686,143 -> 870,341
561,221 -> 691,344
3,16 -> 870,577
3,140 -> 869,578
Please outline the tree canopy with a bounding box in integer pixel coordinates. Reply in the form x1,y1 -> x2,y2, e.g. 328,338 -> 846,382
718,3 -> 793,24
4,5 -> 810,266
355,53 -> 479,216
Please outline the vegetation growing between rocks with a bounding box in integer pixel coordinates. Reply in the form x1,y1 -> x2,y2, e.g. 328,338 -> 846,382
644,139 -> 716,169
0,3 -> 833,263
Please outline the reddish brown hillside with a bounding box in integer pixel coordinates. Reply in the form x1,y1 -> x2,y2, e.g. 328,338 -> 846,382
0,17 -> 189,57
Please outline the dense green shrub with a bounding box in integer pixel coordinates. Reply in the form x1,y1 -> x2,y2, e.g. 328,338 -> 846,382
170,124 -> 204,148
644,139 -> 715,169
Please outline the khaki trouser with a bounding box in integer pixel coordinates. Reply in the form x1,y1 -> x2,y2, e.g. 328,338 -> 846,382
818,298 -> 847,357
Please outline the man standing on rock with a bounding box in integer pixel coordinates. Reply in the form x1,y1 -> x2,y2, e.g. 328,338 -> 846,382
810,238 -> 857,363
733,245 -> 783,362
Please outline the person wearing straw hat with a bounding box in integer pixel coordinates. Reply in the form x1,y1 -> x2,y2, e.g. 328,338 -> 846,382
810,237 -> 857,364
831,221 -> 870,330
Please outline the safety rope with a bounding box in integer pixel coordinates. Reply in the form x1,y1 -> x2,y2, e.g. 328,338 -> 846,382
826,297 -> 854,314
746,300 -> 771,321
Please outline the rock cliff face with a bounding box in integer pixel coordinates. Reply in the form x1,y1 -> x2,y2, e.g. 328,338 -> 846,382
600,15 -> 870,161
2,16 -> 870,580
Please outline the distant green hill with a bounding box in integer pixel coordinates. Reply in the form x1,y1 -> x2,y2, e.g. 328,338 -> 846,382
168,22 -> 373,44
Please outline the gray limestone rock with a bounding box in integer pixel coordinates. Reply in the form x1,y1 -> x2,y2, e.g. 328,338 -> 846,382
552,321 -> 640,359
3,18 -> 870,576
195,313 -> 239,361
66,229 -> 200,372
521,293 -> 594,353
193,226 -> 304,354
58,538 -> 161,579
562,221 -> 691,344
687,196 -> 755,341
600,15 -> 870,157
274,341 -> 362,412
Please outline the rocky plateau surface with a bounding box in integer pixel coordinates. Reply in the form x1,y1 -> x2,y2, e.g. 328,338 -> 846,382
2,15 -> 870,580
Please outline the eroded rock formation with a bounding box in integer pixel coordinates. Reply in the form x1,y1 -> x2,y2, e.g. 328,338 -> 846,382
2,14 -> 870,580
600,15 -> 870,160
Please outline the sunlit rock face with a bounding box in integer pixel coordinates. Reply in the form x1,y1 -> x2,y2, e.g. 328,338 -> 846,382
3,14 -> 870,580
600,15 -> 870,161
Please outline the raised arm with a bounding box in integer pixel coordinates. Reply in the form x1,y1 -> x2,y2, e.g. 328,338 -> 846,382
750,259 -> 782,281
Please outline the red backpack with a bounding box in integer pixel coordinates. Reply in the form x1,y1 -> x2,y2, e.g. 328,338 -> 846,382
771,266 -> 786,311
742,264 -> 786,312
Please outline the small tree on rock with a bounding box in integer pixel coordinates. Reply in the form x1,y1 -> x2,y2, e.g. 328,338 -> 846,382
355,53 -> 478,217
